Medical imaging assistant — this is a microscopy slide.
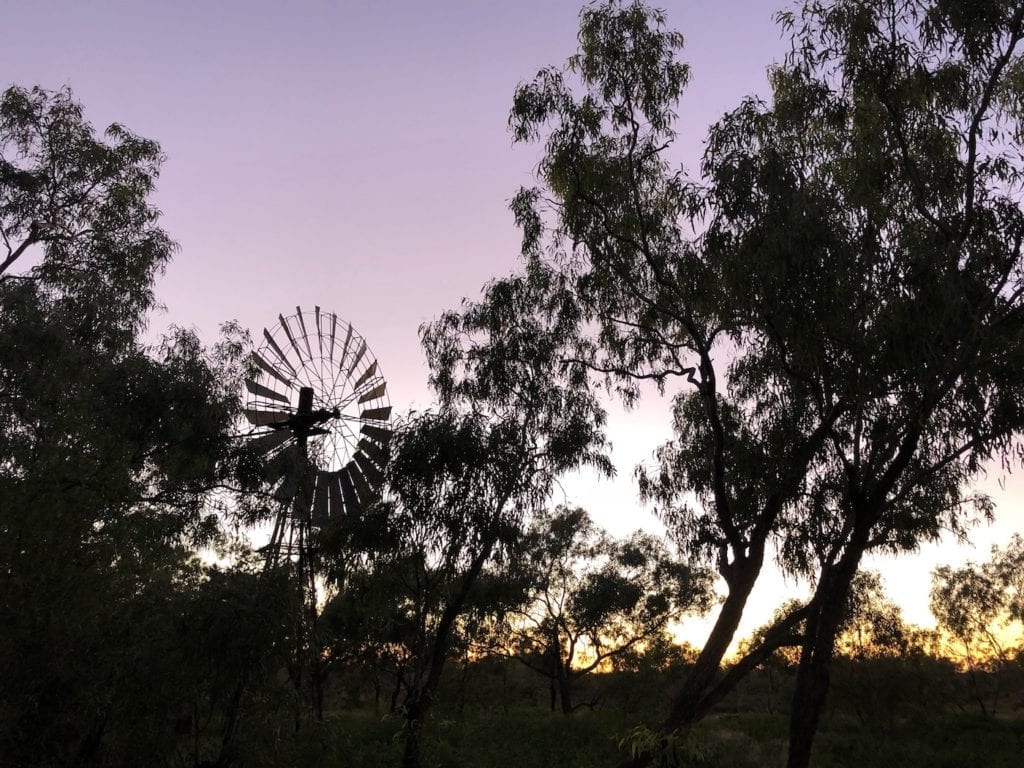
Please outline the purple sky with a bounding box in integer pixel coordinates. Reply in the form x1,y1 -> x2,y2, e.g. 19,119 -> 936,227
5,1 -> 1022,638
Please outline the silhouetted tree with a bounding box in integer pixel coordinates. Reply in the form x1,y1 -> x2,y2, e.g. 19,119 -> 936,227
452,1 -> 1024,765
829,572 -> 910,726
750,4 -> 1024,762
0,85 -> 255,765
365,408 -> 608,768
485,506 -> 713,714
835,571 -> 908,661
931,536 -> 1024,716
415,195 -> 612,765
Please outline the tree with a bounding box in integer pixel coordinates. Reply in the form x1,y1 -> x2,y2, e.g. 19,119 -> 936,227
835,571 -> 908,661
991,533 -> 1024,625
487,506 -> 713,714
409,217 -> 610,767
445,1 -> 1024,765
931,537 -> 1024,716
829,572 -> 911,727
340,403 -> 606,768
0,85 -> 254,765
733,5 -> 1024,763
0,85 -> 174,341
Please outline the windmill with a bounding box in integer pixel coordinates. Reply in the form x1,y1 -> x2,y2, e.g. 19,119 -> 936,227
241,305 -> 391,715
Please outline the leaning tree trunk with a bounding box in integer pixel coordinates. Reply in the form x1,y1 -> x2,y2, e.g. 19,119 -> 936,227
662,553 -> 763,729
402,535 -> 498,768
557,661 -> 574,715
618,554 -> 766,768
787,549 -> 864,768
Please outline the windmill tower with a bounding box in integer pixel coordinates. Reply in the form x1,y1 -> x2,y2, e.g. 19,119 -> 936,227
242,305 -> 391,714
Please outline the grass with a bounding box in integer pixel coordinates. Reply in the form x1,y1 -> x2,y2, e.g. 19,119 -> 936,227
302,706 -> 1024,768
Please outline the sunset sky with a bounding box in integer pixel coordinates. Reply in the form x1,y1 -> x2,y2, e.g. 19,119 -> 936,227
6,0 -> 1022,642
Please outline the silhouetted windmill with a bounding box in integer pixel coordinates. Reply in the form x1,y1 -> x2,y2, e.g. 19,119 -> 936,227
242,305 -> 391,715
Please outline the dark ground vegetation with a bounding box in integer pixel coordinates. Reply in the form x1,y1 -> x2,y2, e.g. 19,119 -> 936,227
202,651 -> 1024,768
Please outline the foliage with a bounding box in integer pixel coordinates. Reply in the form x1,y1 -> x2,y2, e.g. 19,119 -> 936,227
834,571 -> 908,660
0,84 -> 257,766
327,694 -> 1024,768
322,400 -> 608,768
930,536 -> 1024,715
739,600 -> 809,671
991,533 -> 1024,625
486,505 -> 714,713
0,84 -> 173,343
708,0 -> 1024,757
475,0 -> 1024,763
619,723 -> 715,768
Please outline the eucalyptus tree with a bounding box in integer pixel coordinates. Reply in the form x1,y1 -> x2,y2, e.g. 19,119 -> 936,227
0,85 -> 174,342
713,4 -> 1024,763
930,537 -> 1024,715
442,1 -> 1024,765
486,506 -> 713,714
344,410 -> 535,768
502,0 -> 835,746
384,273 -> 610,768
0,85 -> 255,765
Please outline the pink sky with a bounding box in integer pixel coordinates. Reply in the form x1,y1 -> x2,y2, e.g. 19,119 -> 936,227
5,0 -> 1022,640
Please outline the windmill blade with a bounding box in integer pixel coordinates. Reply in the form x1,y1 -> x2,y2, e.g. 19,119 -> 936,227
352,360 -> 378,391
244,408 -> 291,426
314,306 -> 323,356
251,350 -> 294,389
347,460 -> 373,504
249,430 -> 291,456
328,313 -> 338,363
279,314 -> 305,364
340,467 -> 360,515
246,378 -> 291,404
347,340 -> 368,377
357,382 -> 387,404
360,424 -> 392,444
360,406 -> 392,422
272,445 -> 302,501
357,437 -> 388,468
338,324 -> 353,370
296,306 -> 314,360
312,471 -> 330,526
263,329 -> 297,376
327,470 -> 344,519
354,450 -> 383,489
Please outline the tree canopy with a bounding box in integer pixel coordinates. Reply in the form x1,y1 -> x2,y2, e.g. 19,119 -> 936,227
428,1 -> 1024,765
487,506 -> 714,714
0,84 -> 256,766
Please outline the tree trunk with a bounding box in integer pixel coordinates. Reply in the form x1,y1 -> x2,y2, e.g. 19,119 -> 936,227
558,664 -> 574,715
390,668 -> 405,713
401,534 -> 498,768
787,553 -> 863,768
401,698 -> 427,768
663,555 -> 762,728
618,556 -> 765,768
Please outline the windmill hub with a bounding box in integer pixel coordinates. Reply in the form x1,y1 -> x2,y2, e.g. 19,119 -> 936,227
269,386 -> 342,438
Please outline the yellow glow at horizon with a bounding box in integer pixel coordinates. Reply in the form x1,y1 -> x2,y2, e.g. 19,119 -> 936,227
556,396 -> 1024,656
